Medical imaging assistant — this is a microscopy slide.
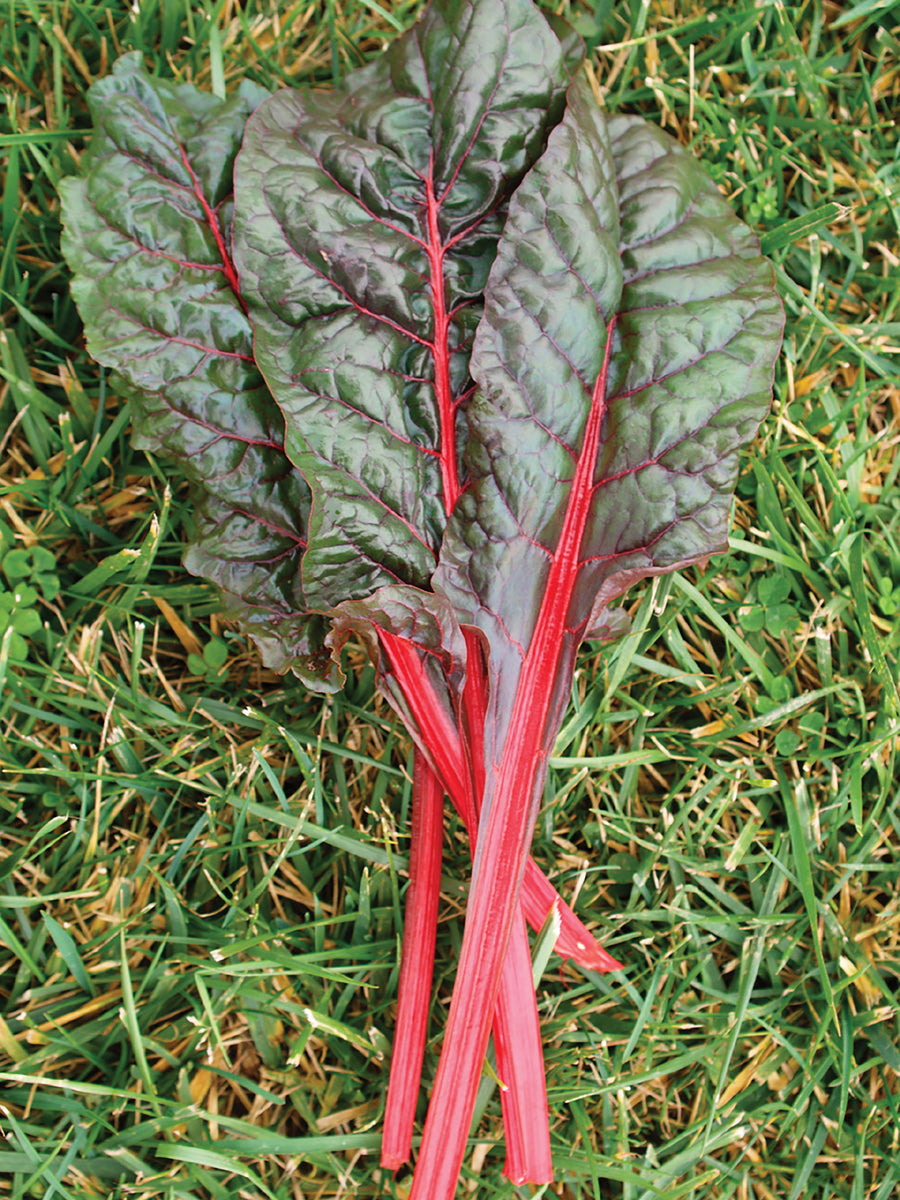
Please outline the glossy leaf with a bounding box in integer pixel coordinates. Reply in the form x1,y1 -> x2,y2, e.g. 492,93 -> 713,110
414,78 -> 784,1194
58,40 -> 615,974
59,55 -> 338,688
232,0 -> 578,607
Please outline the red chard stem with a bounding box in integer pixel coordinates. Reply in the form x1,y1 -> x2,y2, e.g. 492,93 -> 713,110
381,752 -> 445,1170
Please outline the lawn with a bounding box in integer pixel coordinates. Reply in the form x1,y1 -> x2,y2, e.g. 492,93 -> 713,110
1,1 -> 899,1198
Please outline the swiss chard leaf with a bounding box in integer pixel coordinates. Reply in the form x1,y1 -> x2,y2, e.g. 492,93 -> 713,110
232,0 -> 579,608
438,78 -> 785,759
413,78 -> 784,1192
59,55 -> 338,688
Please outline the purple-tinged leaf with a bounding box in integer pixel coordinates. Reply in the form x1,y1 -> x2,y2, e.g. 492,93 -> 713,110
59,55 -> 338,689
232,0 -> 579,608
414,79 -> 784,1194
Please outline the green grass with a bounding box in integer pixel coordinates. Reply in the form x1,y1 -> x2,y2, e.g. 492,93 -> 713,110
2,1 -> 899,1197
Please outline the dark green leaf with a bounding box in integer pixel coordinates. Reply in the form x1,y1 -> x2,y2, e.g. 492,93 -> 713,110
58,54 -> 338,689
233,0 -> 580,609
438,80 -> 784,751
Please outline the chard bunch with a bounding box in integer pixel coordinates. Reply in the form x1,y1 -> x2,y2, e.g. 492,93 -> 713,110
61,2 -> 783,1192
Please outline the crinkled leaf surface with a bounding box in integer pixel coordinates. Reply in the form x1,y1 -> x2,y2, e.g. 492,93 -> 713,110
59,55 -> 338,687
232,0 -> 578,608
437,78 -> 785,767
413,79 -> 784,1195
58,47 -> 606,971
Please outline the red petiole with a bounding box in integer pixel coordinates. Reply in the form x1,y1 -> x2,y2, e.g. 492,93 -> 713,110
378,619 -> 620,1181
409,319 -> 619,1196
381,751 -> 444,1171
377,628 -> 621,969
